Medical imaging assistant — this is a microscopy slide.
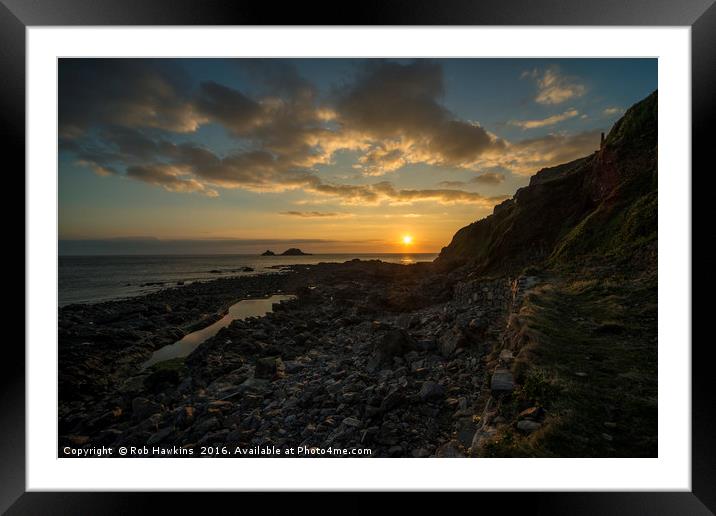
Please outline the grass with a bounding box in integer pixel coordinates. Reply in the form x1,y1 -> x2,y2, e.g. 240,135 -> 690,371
481,263 -> 657,457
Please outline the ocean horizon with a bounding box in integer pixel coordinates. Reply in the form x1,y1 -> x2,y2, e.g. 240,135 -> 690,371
58,253 -> 439,306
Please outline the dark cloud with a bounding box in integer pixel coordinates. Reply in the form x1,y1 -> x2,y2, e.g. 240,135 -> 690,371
471,172 -> 506,185
59,59 -> 203,136
336,61 -> 445,138
126,164 -> 218,196
195,81 -> 263,135
334,61 -> 505,172
427,120 -> 502,165
59,59 -> 596,205
437,173 -> 505,188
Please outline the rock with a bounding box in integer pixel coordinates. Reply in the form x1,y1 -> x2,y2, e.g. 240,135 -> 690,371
435,440 -> 464,457
283,361 -> 305,374
175,406 -> 195,428
147,426 -> 173,445
342,417 -> 362,428
518,406 -> 545,421
131,397 -> 161,420
66,435 -> 90,446
280,248 -> 311,256
255,357 -> 283,380
574,371 -> 588,377
387,445 -> 404,457
261,250 -> 275,256
470,426 -> 496,453
499,349 -> 514,362
438,326 -> 466,357
373,329 -> 413,366
457,423 -> 478,447
240,377 -> 271,393
411,448 -> 431,458
118,375 -> 149,395
365,405 -> 383,418
490,369 -> 514,395
380,388 -> 405,411
96,429 -> 123,445
193,417 -> 220,436
516,420 -> 542,434
419,381 -> 445,401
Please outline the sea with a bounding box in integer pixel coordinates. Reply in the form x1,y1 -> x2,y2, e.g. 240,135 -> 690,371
58,253 -> 438,307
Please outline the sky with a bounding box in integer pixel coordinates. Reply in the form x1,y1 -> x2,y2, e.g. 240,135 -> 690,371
58,58 -> 657,254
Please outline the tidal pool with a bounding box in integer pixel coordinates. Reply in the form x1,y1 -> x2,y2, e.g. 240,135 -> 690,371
141,294 -> 295,369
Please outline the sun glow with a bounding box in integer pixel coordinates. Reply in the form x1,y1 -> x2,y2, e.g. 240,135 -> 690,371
401,235 -> 413,245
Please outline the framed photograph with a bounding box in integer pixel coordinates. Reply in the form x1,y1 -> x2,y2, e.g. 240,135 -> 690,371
6,0 -> 711,510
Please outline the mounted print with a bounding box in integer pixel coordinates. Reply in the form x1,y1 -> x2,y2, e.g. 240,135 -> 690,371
4,2 -> 701,502
57,57 -> 658,459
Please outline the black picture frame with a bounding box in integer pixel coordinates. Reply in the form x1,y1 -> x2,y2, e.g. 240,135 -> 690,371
4,0 -> 711,511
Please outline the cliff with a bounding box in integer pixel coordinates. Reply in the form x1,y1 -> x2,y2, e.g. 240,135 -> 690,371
436,91 -> 657,273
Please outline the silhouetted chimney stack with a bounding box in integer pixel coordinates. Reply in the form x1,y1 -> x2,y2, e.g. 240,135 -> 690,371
600,132 -> 605,148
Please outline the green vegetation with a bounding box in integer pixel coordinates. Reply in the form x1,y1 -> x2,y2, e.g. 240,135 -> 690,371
482,265 -> 657,457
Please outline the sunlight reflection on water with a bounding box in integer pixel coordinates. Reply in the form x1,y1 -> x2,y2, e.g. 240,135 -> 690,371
141,294 -> 295,369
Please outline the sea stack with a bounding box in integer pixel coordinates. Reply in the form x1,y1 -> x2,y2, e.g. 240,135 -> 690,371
281,248 -> 311,256
261,250 -> 276,256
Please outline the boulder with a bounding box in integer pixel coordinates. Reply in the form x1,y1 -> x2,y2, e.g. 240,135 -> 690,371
518,406 -> 546,421
438,325 -> 467,357
419,381 -> 445,401
131,397 -> 161,420
255,357 -> 283,380
490,368 -> 514,395
373,329 -> 413,367
434,440 -> 464,457
516,419 -> 542,434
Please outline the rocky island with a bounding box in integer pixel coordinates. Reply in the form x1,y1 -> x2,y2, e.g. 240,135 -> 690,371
280,248 -> 311,256
58,92 -> 657,458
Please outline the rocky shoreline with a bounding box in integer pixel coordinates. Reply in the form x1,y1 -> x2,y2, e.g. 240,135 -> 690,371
59,259 -> 528,457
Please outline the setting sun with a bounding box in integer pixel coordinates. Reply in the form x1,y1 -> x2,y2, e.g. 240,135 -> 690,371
401,235 -> 414,245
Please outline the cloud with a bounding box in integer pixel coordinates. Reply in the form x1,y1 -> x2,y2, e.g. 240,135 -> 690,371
436,180 -> 467,188
60,59 -> 599,205
75,160 -> 118,177
279,211 -> 353,218
509,108 -> 579,129
491,130 -> 601,175
602,106 -> 624,116
471,172 -> 506,185
126,164 -> 219,197
523,67 -> 586,105
364,181 -> 508,206
195,81 -> 264,135
437,172 -> 506,188
334,61 -> 506,173
59,59 -> 205,137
